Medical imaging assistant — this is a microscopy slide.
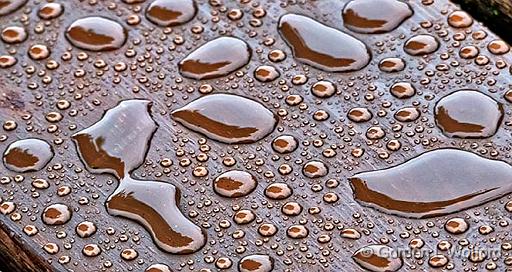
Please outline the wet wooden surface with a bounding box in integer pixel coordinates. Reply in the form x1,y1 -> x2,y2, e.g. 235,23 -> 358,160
0,0 -> 512,271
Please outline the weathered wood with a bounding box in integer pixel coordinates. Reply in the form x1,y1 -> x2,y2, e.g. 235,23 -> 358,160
0,0 -> 511,271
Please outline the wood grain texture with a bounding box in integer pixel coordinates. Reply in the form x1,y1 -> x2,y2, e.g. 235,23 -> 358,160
0,0 -> 511,271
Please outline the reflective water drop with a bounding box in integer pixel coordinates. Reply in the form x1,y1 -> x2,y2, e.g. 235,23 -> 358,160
1,26 -> 27,44
65,17 -> 127,51
342,0 -> 413,34
390,82 -> 415,98
487,39 -> 510,55
394,107 -> 420,122
3,139 -> 53,172
38,3 -> 63,20
272,135 -> 298,154
349,149 -> 512,218
302,161 -> 328,178
239,254 -> 274,272
0,0 -> 27,16
448,10 -> 473,28
73,100 -> 157,179
404,34 -> 439,55
444,217 -> 469,234
265,183 -> 292,200
348,107 -> 373,122
278,13 -> 370,72
145,0 -> 197,27
311,80 -> 336,98
146,264 -> 173,272
254,65 -> 280,82
434,90 -> 503,138
213,170 -> 257,198
378,57 -> 405,72
171,94 -> 277,144
178,37 -> 251,80
107,174 -> 206,254
0,55 -> 16,68
353,245 -> 403,272
42,203 -> 72,225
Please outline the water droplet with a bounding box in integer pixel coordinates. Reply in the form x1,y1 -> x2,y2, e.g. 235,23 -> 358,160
0,0 -> 27,16
107,176 -> 206,254
1,26 -> 27,43
390,82 -> 415,98
379,57 -> 405,72
278,13 -> 370,72
311,80 -> 336,98
342,0 -> 413,33
73,100 -> 156,179
42,203 -> 72,225
265,183 -> 292,200
487,39 -> 510,55
272,135 -> 298,154
254,65 -> 280,82
213,170 -> 257,198
444,217 -> 469,234
302,161 -> 328,178
145,0 -> 197,27
146,264 -> 173,272
3,139 -> 53,172
178,37 -> 251,80
350,149 -> 512,218
404,34 -> 439,55
394,107 -> 420,122
286,225 -> 309,239
434,90 -> 503,138
171,94 -> 277,144
38,3 -> 63,20
65,17 -> 127,51
348,107 -> 373,122
353,245 -> 403,272
448,10 -> 473,28
238,254 -> 274,272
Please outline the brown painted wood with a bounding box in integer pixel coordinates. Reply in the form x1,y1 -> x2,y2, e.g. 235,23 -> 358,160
0,0 -> 511,271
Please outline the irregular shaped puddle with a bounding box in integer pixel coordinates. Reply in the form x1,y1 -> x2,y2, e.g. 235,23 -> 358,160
73,99 -> 206,254
349,149 -> 512,218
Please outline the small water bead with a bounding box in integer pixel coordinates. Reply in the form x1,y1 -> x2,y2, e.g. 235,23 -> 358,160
38,3 -> 64,19
258,223 -> 277,237
287,225 -> 308,239
28,44 -> 51,60
178,37 -> 251,80
3,139 -> 54,172
32,178 -> 49,189
350,149 -> 512,218
342,0 -> 413,33
448,10 -> 473,28
272,135 -> 298,154
76,221 -> 97,238
172,94 -> 277,144
0,0 -> 27,16
394,107 -> 420,122
234,209 -> 255,225
278,13 -> 370,72
121,248 -> 138,260
3,120 -> 16,131
348,107 -> 373,122
311,80 -> 336,98
379,58 -> 405,72
292,74 -> 308,85
268,49 -> 286,62
42,204 -> 72,225
264,183 -> 292,200
213,170 -> 257,198
404,34 -> 439,55
341,228 -> 361,239
0,202 -> 15,215
215,257 -> 232,269
313,110 -> 329,121
0,55 -> 16,68
23,225 -> 38,236
444,218 -> 469,234
390,82 -> 415,99
353,245 -> 403,272
43,243 -> 59,254
459,46 -> 479,59
145,0 -> 197,27
145,264 -> 173,272
428,255 -> 448,268
302,161 -> 328,178
1,26 -> 27,43
366,126 -> 385,140
487,39 -> 510,55
82,244 -> 102,257
65,17 -> 127,51
435,90 -> 503,138
281,202 -> 302,216
238,255 -> 274,272
409,238 -> 424,249
254,65 -> 280,82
